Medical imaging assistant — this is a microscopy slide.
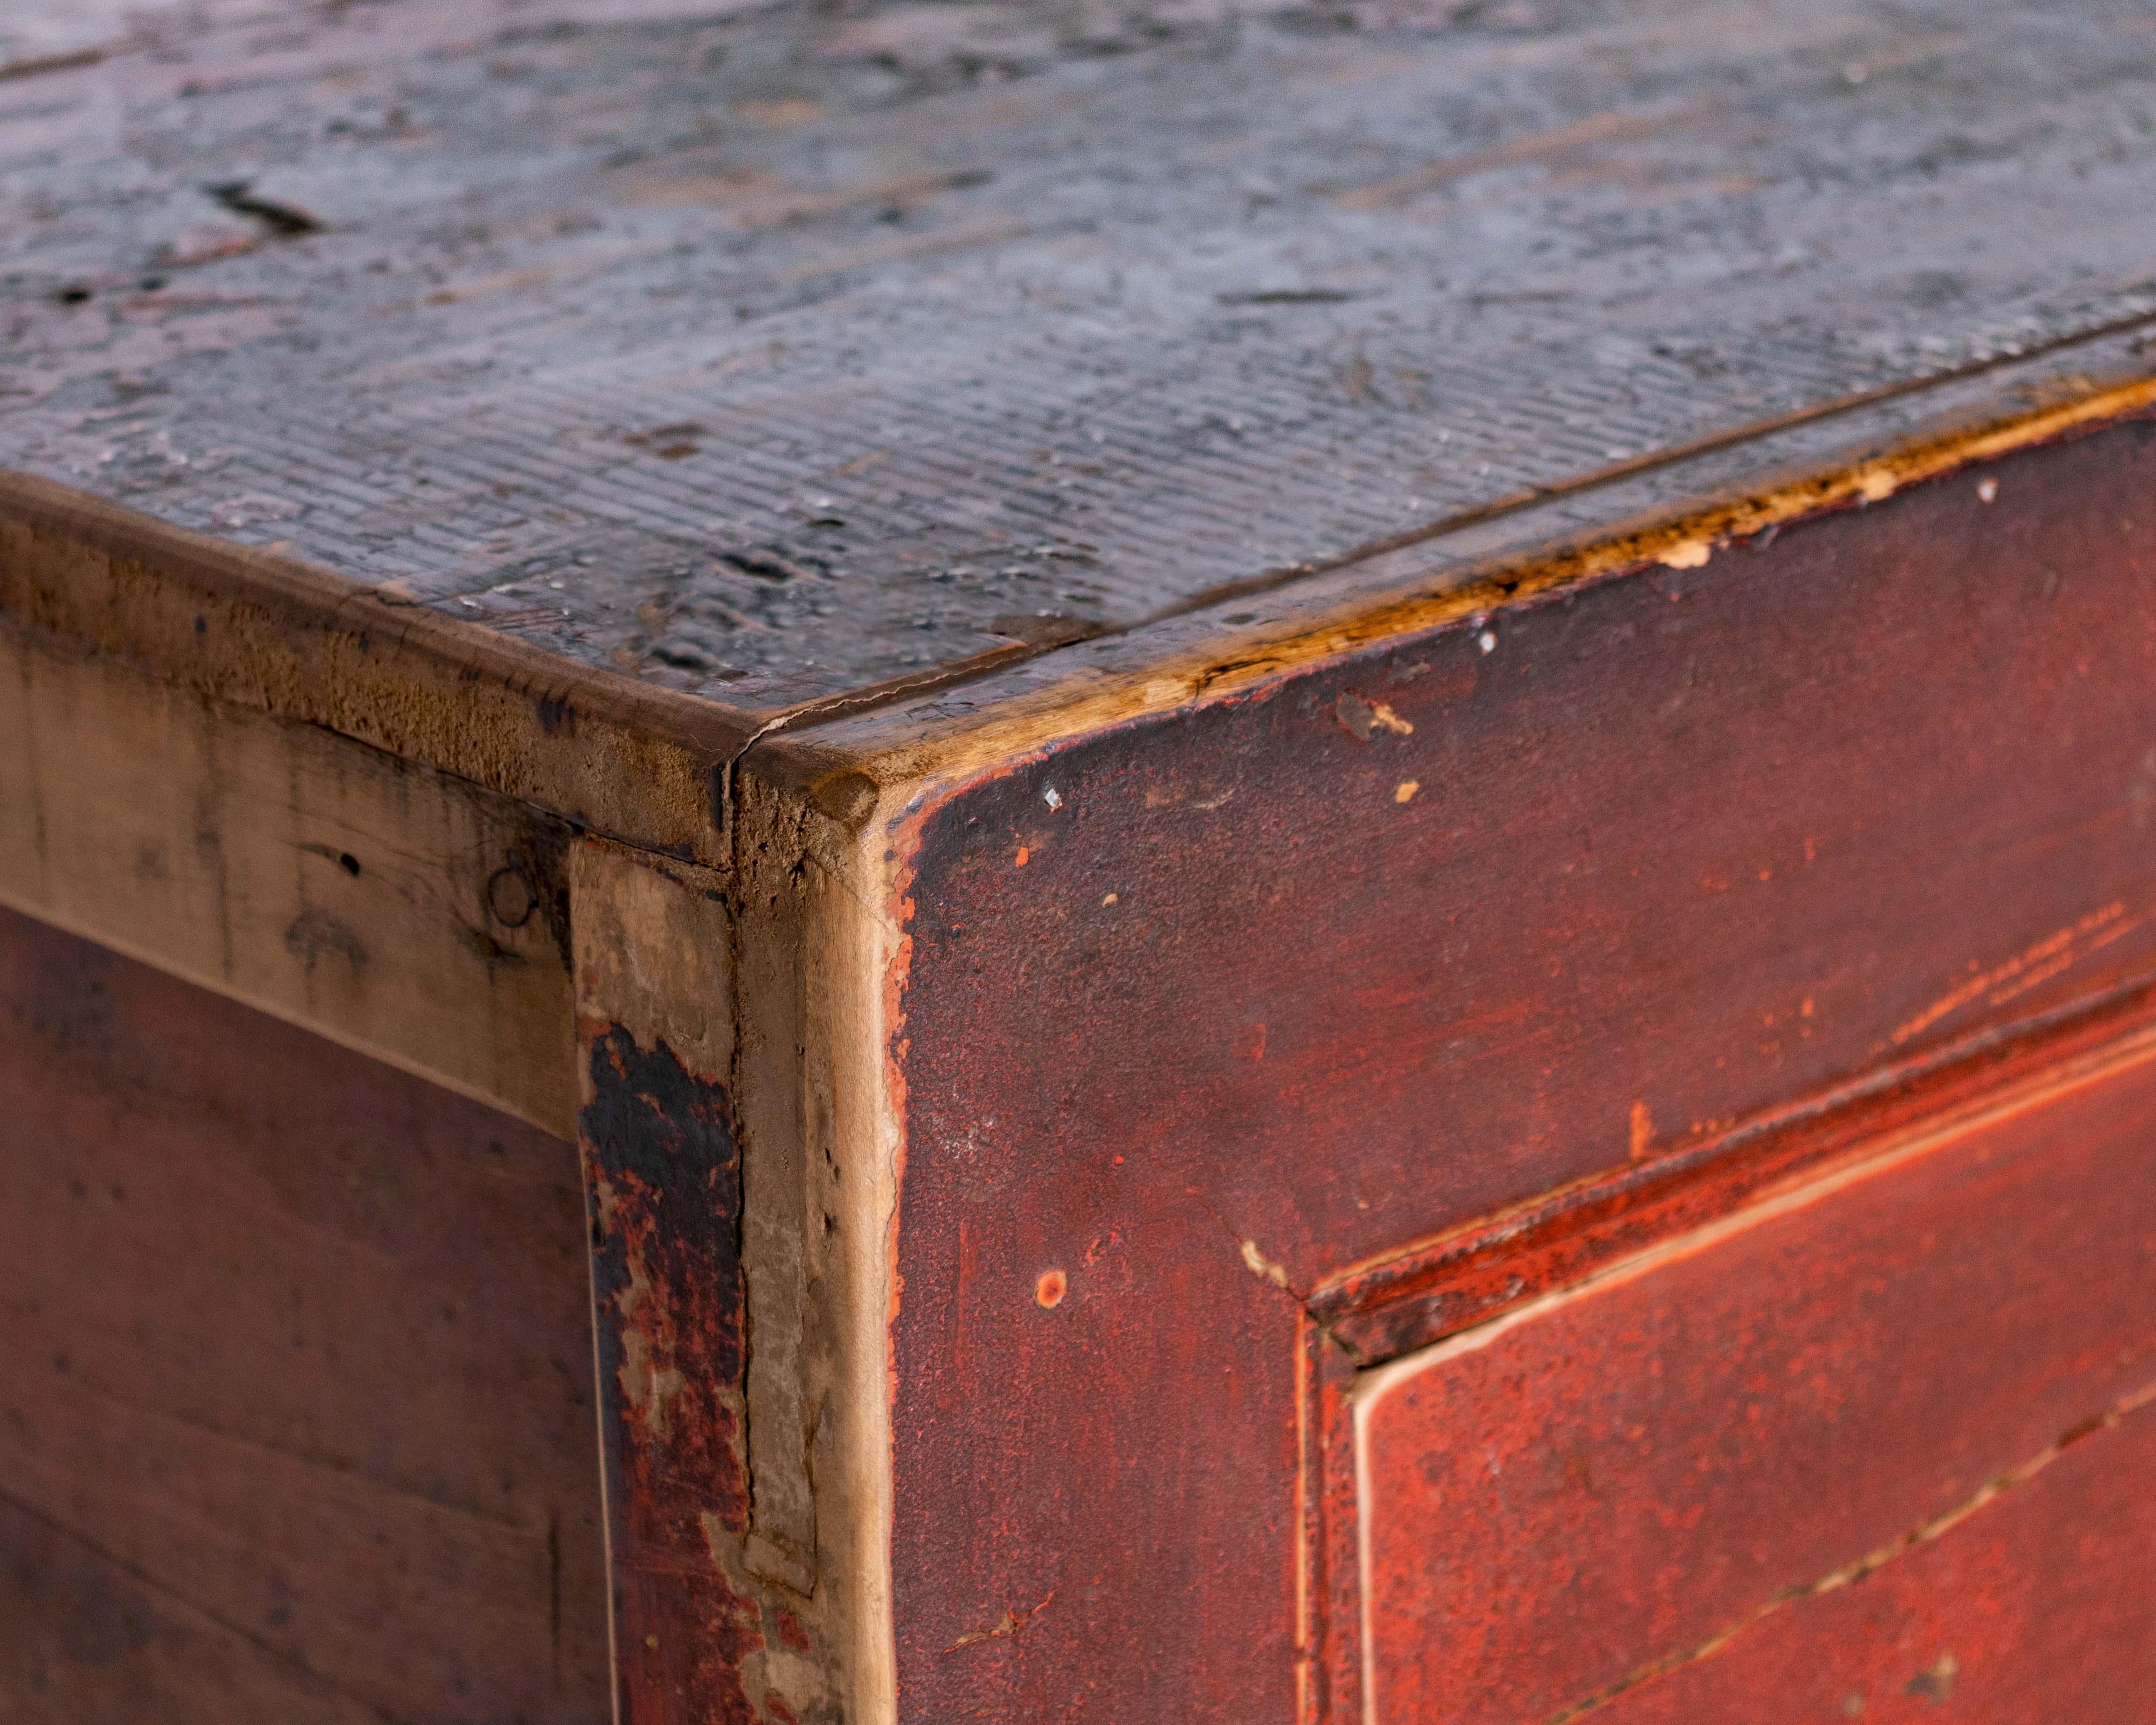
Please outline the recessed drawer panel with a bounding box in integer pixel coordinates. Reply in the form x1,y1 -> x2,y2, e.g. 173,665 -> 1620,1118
1354,1047 -> 2156,1725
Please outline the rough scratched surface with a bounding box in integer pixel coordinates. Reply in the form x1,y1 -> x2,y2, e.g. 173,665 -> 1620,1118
1591,1399 -> 2156,1725
5,0 -> 2156,707
579,1023 -> 771,1725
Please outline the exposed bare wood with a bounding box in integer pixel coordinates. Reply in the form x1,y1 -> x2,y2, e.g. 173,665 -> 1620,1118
0,481 -> 754,864
8,3 -> 2156,1720
570,836 -> 859,1723
7,0 -> 2156,711
0,615 -> 578,1134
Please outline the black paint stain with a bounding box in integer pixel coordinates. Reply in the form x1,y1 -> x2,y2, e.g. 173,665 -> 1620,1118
578,1026 -> 745,1393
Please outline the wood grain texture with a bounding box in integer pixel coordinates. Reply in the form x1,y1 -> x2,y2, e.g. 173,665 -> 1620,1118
8,11 -> 2156,1718
4,0 -> 2156,707
0,481 -> 755,865
0,1496 -> 385,1725
871,413 -> 2156,1723
570,838 -> 855,1725
0,611 -> 579,1133
0,904 -> 609,1724
1587,1391 -> 2156,1725
1351,1032 -> 2156,1725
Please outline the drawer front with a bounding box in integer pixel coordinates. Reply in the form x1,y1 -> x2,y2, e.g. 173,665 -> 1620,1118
1353,1046 -> 2156,1725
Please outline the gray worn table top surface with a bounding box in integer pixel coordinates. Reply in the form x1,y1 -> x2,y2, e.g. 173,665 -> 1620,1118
5,0 -> 2155,716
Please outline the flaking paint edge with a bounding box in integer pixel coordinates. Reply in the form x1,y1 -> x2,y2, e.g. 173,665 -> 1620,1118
1347,1007 -> 2156,1725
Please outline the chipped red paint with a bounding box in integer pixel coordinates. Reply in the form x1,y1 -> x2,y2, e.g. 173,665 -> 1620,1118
876,418 -> 2156,1723
1590,1386 -> 2156,1724
579,1021 -> 764,1725
1352,1043 -> 2156,1725
1301,1316 -> 1362,1725
772,1605 -> 813,1655
1313,973 -> 2156,1366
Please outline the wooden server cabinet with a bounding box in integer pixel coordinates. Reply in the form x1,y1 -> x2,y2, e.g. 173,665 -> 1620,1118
5,1 -> 2156,1721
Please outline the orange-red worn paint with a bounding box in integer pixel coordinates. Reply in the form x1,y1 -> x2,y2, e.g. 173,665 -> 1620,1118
878,417 -> 2156,1724
1352,1045 -> 2156,1725
1310,975 -> 2156,1366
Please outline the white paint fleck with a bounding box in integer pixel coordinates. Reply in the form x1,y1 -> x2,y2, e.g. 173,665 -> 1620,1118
1977,477 -> 1998,503
1042,786 -> 1062,809
1478,631 -> 1496,653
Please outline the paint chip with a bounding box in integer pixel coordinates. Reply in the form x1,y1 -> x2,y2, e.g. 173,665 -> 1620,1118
1857,467 -> 1899,503
1336,693 -> 1414,740
1478,631 -> 1497,653
1905,1652 -> 1957,1705
1629,1100 -> 1653,1160
1102,892 -> 1117,905
1035,1269 -> 1066,1309
1015,846 -> 1029,867
1976,477 -> 1998,503
1657,539 -> 1711,570
1240,1240 -> 1291,1289
1394,780 -> 1419,803
1043,786 -> 1063,809
949,1592 -> 1055,1651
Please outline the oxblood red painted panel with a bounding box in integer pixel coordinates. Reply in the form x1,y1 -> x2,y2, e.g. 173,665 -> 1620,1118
886,420 -> 2156,1725
1593,1390 -> 2156,1724
1353,1050 -> 2156,1725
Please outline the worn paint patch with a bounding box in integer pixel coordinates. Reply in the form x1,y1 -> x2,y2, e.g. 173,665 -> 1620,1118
1242,1239 -> 1293,1290
1890,902 -> 2134,1049
948,1591 -> 1055,1652
580,1023 -> 765,1725
1336,693 -> 1415,740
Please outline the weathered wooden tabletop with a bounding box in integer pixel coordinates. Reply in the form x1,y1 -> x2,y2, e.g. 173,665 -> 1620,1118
8,5 -> 2156,1724
8,0 -> 2156,716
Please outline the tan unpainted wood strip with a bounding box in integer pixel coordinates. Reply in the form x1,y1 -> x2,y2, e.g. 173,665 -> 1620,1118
0,476 -> 758,865
0,618 -> 577,1134
568,816 -> 900,1724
